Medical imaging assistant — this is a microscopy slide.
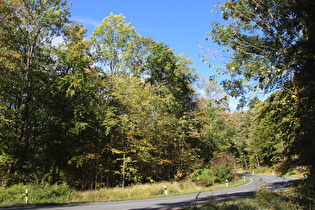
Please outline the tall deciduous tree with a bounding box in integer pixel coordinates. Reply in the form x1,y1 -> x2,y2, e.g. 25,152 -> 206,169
0,0 -> 70,182
144,42 -> 198,118
209,0 -> 315,185
51,21 -> 102,186
90,13 -> 199,186
92,13 -> 147,77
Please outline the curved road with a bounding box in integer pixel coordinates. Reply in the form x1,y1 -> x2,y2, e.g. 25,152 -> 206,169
5,174 -> 299,210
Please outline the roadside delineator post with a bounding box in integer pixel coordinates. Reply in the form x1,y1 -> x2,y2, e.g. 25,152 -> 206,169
25,189 -> 29,204
225,179 -> 229,187
164,185 -> 168,195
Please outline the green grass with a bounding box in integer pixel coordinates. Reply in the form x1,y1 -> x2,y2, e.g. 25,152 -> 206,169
0,177 -> 249,207
0,182 -> 73,207
186,187 -> 302,210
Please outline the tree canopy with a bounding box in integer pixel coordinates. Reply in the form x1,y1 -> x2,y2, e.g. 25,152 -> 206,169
1,2 -> 314,205
209,0 -> 315,186
0,0 -> 208,189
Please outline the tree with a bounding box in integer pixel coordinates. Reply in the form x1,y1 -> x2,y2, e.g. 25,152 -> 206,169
144,42 -> 198,118
0,0 -> 23,184
210,0 -> 301,98
209,0 -> 315,187
0,0 -> 70,182
90,13 -> 200,185
196,77 -> 246,166
50,21 -> 103,187
92,13 -> 148,77
1,7 -> 203,189
246,91 -> 297,168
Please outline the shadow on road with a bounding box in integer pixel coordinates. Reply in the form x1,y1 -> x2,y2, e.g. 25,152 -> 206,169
131,178 -> 300,210
267,179 -> 300,191
131,191 -> 255,210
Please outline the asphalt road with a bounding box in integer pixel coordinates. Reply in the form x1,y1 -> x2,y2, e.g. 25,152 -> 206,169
3,174 -> 299,210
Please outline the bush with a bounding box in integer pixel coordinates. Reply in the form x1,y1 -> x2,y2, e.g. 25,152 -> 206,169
209,154 -> 235,183
0,183 -> 25,204
255,186 -> 300,209
215,163 -> 233,183
0,182 -> 73,206
199,168 -> 216,186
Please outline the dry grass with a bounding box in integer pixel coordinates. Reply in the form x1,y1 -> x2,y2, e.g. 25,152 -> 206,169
70,178 -> 248,203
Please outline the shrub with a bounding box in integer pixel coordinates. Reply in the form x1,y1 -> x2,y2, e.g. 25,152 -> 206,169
199,168 -> 216,186
215,163 -> 233,183
0,182 -> 73,206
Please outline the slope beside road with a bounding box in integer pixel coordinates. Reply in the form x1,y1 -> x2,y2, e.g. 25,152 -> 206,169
3,174 -> 299,210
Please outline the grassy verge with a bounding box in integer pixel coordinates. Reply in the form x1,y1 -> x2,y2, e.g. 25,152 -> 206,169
0,177 -> 249,207
186,187 -> 302,210
70,177 -> 249,203
240,167 -> 305,179
0,182 -> 73,207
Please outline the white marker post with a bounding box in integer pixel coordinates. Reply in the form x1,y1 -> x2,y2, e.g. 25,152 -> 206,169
225,179 -> 229,187
164,185 -> 168,195
25,189 -> 29,204
243,175 -> 246,181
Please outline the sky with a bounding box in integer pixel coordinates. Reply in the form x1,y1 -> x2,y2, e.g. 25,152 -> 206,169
69,0 -> 223,77
68,0 -> 238,109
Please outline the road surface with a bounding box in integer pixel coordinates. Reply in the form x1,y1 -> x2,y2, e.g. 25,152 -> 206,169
3,174 -> 299,210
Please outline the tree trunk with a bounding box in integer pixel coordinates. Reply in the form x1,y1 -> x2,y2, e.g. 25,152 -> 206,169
122,153 -> 126,188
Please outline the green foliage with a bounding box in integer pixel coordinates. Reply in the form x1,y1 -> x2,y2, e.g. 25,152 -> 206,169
208,0 -> 315,185
214,163 -> 232,183
92,13 -> 144,76
190,189 -> 302,210
4,0 -> 314,202
210,0 -> 303,98
255,187 -> 301,210
0,0 -> 205,190
0,183 -> 73,206
189,155 -> 235,186
198,168 -> 216,186
210,155 -> 235,183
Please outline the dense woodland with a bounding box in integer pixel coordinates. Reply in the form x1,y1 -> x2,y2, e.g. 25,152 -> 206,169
0,1 -> 314,202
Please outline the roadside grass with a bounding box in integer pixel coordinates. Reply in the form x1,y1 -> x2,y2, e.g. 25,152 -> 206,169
70,178 -> 249,203
186,187 -> 302,210
240,167 -> 305,179
0,182 -> 73,207
0,177 -> 249,207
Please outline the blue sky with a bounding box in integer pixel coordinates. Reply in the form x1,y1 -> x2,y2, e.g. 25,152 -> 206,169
69,0 -> 223,79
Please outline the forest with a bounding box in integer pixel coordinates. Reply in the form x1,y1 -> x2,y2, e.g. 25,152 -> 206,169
0,1 -> 314,204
